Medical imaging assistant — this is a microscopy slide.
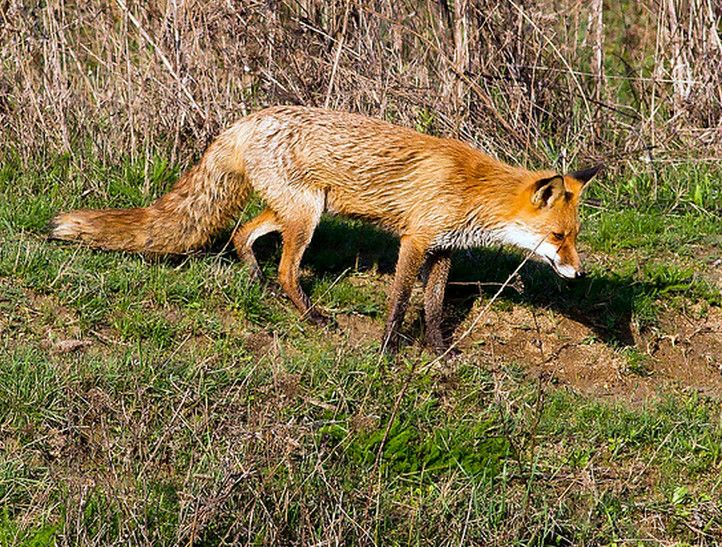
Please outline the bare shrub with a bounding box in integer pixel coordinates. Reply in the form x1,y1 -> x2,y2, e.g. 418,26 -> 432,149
1,1 -> 720,169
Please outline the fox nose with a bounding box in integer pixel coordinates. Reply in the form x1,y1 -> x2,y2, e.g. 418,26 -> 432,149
575,270 -> 587,279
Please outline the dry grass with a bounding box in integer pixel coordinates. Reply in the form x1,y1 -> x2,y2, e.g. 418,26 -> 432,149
1,0 -> 721,170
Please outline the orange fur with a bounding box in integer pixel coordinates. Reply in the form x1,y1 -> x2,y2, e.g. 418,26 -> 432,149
50,106 -> 601,353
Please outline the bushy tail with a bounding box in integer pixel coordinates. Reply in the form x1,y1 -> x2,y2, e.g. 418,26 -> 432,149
49,140 -> 250,254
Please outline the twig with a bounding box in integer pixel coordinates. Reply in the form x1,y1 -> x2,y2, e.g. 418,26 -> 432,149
114,0 -> 204,118
324,0 -> 351,109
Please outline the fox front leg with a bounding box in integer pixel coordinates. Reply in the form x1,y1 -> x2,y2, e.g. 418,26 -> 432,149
422,250 -> 452,354
382,235 -> 428,353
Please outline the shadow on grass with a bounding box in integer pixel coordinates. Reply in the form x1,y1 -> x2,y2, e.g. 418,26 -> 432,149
444,252 -> 639,347
219,216 -> 689,348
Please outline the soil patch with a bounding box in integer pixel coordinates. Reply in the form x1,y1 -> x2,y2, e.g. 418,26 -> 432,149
457,302 -> 722,401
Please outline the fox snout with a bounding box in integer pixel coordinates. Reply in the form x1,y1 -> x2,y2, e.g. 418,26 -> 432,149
549,259 -> 585,279
548,245 -> 585,280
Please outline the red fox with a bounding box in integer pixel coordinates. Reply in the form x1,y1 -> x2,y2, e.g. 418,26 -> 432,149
50,106 -> 601,353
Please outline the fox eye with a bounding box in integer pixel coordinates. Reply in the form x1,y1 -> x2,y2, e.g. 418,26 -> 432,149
551,232 -> 565,241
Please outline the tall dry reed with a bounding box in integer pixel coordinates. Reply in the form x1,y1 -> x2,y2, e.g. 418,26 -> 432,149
1,0 -> 720,170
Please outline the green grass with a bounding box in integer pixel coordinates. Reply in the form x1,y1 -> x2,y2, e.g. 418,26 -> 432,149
0,153 -> 721,544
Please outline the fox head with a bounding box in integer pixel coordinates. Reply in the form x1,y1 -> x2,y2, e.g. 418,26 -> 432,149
500,165 -> 602,279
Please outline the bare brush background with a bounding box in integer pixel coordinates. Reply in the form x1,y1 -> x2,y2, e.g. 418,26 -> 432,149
2,0 -> 721,169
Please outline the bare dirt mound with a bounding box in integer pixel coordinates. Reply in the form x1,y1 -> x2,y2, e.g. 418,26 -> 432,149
456,303 -> 722,401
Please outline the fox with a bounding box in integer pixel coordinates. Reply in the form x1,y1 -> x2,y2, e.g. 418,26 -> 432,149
49,105 -> 601,353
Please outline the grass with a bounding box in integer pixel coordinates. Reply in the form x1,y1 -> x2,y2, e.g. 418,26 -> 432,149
0,153 -> 721,545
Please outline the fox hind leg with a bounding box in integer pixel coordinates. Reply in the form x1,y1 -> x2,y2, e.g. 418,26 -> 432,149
234,185 -> 326,325
264,188 -> 326,325
277,216 -> 328,325
232,208 -> 281,281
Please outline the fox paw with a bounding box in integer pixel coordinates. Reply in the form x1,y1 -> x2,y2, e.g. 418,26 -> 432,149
424,336 -> 459,359
305,309 -> 334,328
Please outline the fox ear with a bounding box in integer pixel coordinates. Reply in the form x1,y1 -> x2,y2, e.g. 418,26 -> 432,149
568,164 -> 603,185
531,175 -> 565,208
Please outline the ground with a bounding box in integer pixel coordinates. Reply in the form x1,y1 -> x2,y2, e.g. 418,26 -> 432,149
0,155 -> 721,545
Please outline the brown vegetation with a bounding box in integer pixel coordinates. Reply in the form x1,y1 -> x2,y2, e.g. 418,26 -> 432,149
2,0 -> 721,168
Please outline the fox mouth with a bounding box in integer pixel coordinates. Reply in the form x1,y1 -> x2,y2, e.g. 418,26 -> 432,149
545,257 -> 578,279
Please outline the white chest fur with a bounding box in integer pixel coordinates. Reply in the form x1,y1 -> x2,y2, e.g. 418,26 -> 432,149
431,225 -> 503,250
